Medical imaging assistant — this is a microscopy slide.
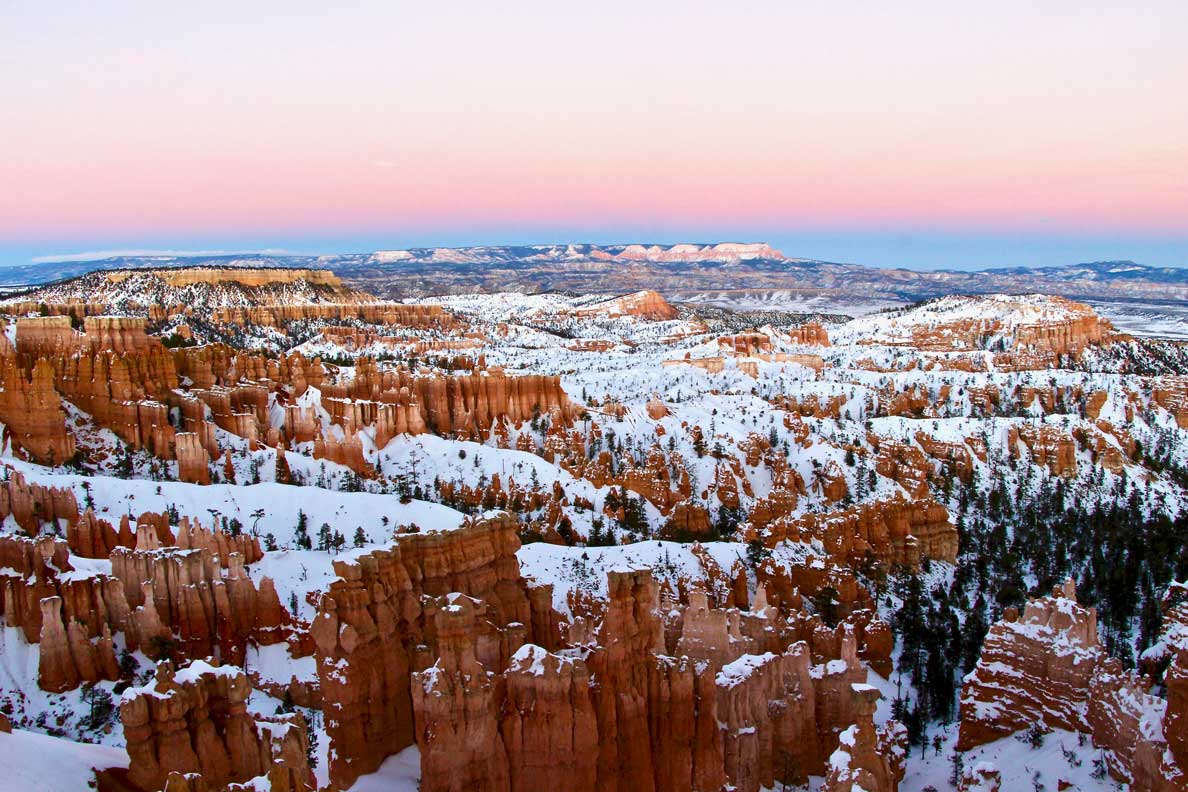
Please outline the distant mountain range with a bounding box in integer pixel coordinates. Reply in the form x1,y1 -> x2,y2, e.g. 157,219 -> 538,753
3,244 -> 1187,307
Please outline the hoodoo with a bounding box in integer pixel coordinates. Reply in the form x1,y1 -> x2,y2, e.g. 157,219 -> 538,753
0,266 -> 1182,791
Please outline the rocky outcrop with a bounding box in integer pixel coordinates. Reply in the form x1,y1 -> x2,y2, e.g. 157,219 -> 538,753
37,595 -> 119,692
0,468 -> 79,534
1153,379 -> 1188,429
498,643 -> 600,792
316,512 -> 890,792
784,321 -> 831,346
172,347 -> 324,395
310,515 -> 537,789
820,684 -> 905,792
176,433 -> 212,484
111,266 -> 345,289
0,357 -> 76,464
210,302 -> 452,329
958,581 -> 1185,790
108,547 -> 283,665
11,316 -> 182,458
1164,650 -> 1188,769
120,660 -> 314,792
575,290 -> 678,321
718,333 -> 773,356
320,364 -> 575,442
82,316 -> 157,353
1010,423 -> 1078,478
0,534 -> 145,679
13,316 -> 78,359
863,295 -> 1115,363
173,518 -> 262,566
68,509 -> 125,557
715,646 -> 819,789
757,494 -> 957,570
412,595 -> 515,792
958,581 -> 1100,748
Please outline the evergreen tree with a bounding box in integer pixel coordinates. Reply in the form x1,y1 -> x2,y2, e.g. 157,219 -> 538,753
294,510 -> 312,550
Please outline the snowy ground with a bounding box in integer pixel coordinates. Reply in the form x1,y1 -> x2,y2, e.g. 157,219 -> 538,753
350,746 -> 422,792
898,726 -> 1123,792
0,290 -> 1183,790
1087,298 -> 1188,340
0,727 -> 128,791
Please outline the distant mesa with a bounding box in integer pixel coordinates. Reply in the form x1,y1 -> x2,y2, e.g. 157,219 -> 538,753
574,289 -> 679,321
1,266 -> 378,315
372,242 -> 789,266
102,266 -> 345,289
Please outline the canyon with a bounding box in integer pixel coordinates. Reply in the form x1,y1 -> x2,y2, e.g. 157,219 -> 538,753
0,265 -> 1183,791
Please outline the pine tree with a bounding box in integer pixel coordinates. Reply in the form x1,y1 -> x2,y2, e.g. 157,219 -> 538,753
294,510 -> 312,550
317,523 -> 332,552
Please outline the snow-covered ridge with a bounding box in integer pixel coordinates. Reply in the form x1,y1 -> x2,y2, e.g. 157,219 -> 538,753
1,266 -> 377,312
373,242 -> 789,265
831,293 -> 1111,348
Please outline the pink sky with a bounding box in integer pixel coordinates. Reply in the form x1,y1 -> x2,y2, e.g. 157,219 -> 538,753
1,1 -> 1186,261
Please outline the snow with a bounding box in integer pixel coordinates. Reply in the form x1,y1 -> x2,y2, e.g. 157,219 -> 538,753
0,285 -> 1184,789
517,539 -> 812,616
1087,299 -> 1188,340
717,652 -> 777,688
119,658 -> 241,702
343,743 -> 422,791
835,294 -> 1087,343
509,644 -> 554,676
0,461 -> 467,550
0,727 -> 128,791
0,625 -> 136,747
246,642 -> 317,688
898,726 -> 1123,792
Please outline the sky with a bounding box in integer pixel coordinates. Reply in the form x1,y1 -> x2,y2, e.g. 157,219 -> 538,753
2,0 -> 1186,271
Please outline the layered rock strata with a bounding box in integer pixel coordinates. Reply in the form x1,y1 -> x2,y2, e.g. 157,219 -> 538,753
958,581 -> 1186,790
120,660 -> 314,792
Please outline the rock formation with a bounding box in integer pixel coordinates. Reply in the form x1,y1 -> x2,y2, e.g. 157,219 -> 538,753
120,660 -> 314,791
820,684 -> 905,792
575,290 -> 678,321
37,595 -> 119,692
958,581 -> 1186,790
757,494 -> 957,570
311,515 -> 537,789
0,357 -> 76,464
109,547 -> 284,665
0,467 -> 79,534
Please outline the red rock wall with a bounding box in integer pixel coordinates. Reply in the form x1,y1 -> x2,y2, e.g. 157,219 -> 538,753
0,358 -> 77,464
401,564 -> 891,792
0,468 -> 79,534
958,582 -> 1186,790
820,685 -> 905,792
109,547 -> 285,665
310,515 -> 536,789
758,494 -> 957,571
120,661 -> 314,792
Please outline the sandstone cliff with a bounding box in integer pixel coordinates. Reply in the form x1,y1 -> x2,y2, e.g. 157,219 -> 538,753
958,581 -> 1185,790
120,660 -> 314,791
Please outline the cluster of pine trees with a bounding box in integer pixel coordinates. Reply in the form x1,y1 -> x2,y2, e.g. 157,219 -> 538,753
891,454 -> 1188,745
